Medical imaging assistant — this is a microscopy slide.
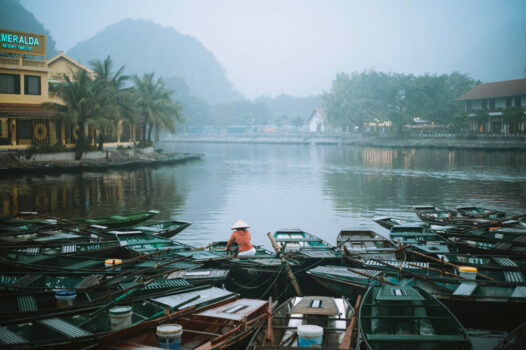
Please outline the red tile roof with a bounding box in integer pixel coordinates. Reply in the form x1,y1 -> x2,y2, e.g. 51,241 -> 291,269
313,107 -> 328,120
457,78 -> 526,101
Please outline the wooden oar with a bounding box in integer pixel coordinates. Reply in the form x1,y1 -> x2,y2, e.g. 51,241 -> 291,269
267,232 -> 302,296
189,243 -> 211,252
346,267 -> 396,286
339,294 -> 362,349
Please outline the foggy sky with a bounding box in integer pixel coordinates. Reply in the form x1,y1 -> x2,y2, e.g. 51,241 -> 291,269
19,0 -> 526,99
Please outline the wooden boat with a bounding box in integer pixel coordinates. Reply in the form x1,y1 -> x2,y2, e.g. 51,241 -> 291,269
357,285 -> 473,350
373,216 -> 413,230
131,219 -> 192,238
0,286 -> 236,349
443,227 -> 526,256
413,205 -> 458,225
495,320 -> 526,350
110,231 -> 224,264
70,210 -> 160,228
389,224 -> 451,255
208,241 -> 291,272
456,206 -> 508,219
0,277 -> 191,321
337,229 -> 399,255
98,296 -> 269,350
273,229 -> 341,265
307,265 -> 526,330
247,295 -> 356,349
0,250 -> 202,274
0,240 -> 121,257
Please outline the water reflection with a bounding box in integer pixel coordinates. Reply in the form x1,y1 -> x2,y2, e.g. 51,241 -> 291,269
0,169 -> 187,219
1,144 -> 525,248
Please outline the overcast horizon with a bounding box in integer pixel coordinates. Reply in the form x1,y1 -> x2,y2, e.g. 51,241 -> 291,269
19,0 -> 526,99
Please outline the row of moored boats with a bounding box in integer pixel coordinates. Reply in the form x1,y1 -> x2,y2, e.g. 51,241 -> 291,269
0,206 -> 525,349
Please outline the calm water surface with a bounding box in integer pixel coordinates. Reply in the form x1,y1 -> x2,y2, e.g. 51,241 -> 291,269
1,143 -> 526,250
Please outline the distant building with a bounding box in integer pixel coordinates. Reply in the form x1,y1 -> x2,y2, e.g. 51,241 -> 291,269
308,107 -> 328,132
456,78 -> 526,133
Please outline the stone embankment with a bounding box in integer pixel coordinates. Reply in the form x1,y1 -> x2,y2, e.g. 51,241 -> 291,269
0,147 -> 203,176
167,134 -> 526,151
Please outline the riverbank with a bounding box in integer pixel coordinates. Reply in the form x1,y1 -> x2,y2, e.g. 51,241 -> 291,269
166,134 -> 526,151
0,147 -> 204,176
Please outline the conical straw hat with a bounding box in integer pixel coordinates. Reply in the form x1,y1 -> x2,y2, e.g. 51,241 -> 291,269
231,219 -> 250,230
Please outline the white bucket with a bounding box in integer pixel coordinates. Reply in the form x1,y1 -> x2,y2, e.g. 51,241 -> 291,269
55,290 -> 76,308
297,324 -> 323,348
109,306 -> 133,331
458,266 -> 477,280
157,324 -> 183,350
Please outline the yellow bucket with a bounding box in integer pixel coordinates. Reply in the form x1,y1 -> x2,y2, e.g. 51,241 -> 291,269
458,266 -> 477,279
105,258 -> 123,270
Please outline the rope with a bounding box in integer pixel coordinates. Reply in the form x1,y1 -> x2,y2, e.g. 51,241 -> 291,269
228,265 -> 284,291
258,265 -> 285,298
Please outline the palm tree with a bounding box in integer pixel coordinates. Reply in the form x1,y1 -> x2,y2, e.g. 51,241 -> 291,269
47,69 -> 96,160
89,56 -> 131,150
132,73 -> 183,146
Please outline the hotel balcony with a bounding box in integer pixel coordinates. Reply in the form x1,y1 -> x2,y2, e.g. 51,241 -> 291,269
0,56 -> 49,72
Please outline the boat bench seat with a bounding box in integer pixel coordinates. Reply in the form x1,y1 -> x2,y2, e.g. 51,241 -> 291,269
38,318 -> 92,338
453,282 -> 477,296
17,295 -> 37,312
0,326 -> 29,344
367,334 -> 466,342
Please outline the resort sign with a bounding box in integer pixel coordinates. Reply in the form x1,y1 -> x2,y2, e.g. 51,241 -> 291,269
0,29 -> 46,56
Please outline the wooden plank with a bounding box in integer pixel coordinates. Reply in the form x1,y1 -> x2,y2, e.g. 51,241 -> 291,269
453,282 -> 477,296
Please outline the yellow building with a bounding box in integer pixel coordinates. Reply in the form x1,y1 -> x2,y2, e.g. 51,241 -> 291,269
0,29 -> 136,150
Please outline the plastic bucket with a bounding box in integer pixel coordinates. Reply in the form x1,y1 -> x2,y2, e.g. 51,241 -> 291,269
55,290 -> 76,308
109,306 -> 133,331
297,324 -> 323,348
157,324 -> 183,350
105,258 -> 122,271
458,266 -> 477,280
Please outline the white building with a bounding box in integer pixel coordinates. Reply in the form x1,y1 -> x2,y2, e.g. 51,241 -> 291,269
308,107 -> 328,132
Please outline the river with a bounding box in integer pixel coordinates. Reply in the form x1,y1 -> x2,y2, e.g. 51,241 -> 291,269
1,142 -> 525,249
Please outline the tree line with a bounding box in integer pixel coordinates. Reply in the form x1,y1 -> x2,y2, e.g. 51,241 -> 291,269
323,70 -> 481,133
47,56 -> 182,160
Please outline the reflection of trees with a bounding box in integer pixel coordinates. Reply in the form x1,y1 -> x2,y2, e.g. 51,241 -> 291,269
0,169 -> 187,219
323,147 -> 526,215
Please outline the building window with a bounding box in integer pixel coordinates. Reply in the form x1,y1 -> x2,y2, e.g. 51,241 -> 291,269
0,73 -> 21,94
16,120 -> 33,140
482,100 -> 487,110
516,97 -> 522,107
466,101 -> 472,112
489,99 -> 495,110
506,98 -> 512,108
24,75 -> 41,95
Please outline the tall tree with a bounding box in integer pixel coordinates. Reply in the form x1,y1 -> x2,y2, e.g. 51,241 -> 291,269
89,56 -> 131,149
47,69 -> 97,160
132,73 -> 183,145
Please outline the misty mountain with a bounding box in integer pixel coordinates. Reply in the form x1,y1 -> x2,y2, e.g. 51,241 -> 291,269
68,19 -> 243,104
1,0 -> 58,58
462,20 -> 526,82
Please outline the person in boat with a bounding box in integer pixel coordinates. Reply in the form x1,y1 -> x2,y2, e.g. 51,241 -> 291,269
226,219 -> 256,257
